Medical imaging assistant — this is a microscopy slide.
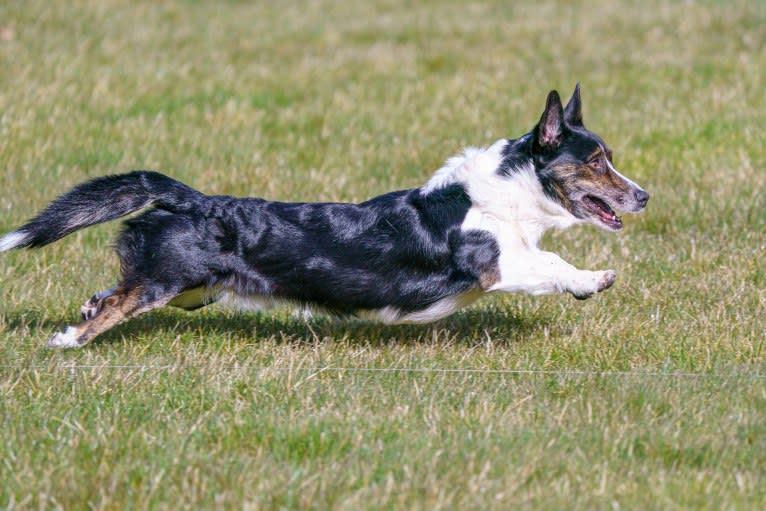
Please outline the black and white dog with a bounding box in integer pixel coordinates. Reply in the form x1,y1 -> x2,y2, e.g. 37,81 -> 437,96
0,85 -> 648,348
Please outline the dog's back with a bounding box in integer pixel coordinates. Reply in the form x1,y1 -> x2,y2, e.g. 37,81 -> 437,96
117,183 -> 499,317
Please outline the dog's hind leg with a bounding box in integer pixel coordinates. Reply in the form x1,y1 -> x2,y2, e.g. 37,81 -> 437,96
80,286 -> 117,320
47,285 -> 174,349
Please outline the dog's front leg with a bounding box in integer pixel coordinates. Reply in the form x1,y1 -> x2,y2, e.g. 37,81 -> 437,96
488,250 -> 616,299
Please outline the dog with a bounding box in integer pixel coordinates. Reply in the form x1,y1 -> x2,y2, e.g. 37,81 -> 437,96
0,84 -> 648,348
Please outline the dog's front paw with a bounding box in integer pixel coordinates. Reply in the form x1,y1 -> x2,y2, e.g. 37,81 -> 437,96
571,269 -> 617,300
597,270 -> 617,293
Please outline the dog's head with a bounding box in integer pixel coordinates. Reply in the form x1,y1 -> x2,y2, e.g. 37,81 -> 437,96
530,84 -> 649,231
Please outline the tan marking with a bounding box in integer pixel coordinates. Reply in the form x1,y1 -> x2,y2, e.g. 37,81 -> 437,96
587,147 -> 603,160
550,157 -> 634,209
61,286 -> 171,347
546,162 -> 581,209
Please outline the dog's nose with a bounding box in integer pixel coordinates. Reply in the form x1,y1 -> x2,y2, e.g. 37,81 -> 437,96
634,189 -> 650,208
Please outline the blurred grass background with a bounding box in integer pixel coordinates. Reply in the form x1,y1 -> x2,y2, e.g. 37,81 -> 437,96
0,0 -> 765,509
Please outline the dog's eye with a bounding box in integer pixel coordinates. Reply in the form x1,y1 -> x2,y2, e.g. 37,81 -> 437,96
588,156 -> 603,172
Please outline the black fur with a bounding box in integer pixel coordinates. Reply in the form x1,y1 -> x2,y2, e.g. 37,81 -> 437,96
497,133 -> 534,176
12,171 -> 201,248
12,172 -> 499,316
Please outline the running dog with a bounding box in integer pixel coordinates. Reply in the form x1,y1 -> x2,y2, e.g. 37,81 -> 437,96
0,84 -> 649,348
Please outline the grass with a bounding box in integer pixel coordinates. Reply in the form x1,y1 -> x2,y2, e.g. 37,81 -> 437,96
1,0 -> 765,508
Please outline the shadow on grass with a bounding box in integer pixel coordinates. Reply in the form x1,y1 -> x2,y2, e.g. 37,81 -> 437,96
3,302 -> 552,348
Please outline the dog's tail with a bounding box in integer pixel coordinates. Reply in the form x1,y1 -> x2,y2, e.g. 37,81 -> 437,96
0,170 -> 203,251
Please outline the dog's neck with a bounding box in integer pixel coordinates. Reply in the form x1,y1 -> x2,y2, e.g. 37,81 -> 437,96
422,139 -> 579,247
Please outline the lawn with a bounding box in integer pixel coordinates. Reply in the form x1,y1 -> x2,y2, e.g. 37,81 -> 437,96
1,0 -> 765,509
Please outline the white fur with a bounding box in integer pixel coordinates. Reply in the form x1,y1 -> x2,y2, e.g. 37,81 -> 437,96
214,288 -> 484,326
218,290 -> 471,325
357,289 -> 483,325
47,327 -> 81,349
0,231 -> 29,252
425,139 -> 578,241
356,306 -> 402,323
423,140 -> 615,299
399,290 -> 483,323
218,291 -> 317,320
421,146 -> 486,194
219,291 -> 291,312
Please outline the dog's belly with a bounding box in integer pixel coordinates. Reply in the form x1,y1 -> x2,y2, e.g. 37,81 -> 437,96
170,287 -> 483,325
356,288 -> 484,324
169,288 -> 313,314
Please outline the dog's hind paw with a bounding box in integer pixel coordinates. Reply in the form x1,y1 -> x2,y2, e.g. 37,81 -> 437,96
47,327 -> 82,349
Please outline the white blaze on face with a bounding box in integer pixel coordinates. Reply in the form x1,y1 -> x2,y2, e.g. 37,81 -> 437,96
604,151 -> 646,196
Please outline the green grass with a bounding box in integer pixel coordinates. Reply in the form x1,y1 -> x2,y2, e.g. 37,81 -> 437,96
1,0 -> 765,509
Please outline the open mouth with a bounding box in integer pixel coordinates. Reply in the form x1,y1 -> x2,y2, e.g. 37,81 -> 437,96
582,195 -> 622,230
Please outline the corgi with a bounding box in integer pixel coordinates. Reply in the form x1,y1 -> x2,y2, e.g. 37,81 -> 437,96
0,84 -> 649,348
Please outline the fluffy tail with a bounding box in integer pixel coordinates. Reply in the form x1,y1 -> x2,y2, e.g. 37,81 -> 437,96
0,170 -> 202,251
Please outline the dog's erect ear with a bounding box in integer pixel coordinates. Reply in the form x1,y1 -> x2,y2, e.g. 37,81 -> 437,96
535,90 -> 564,148
564,83 -> 583,127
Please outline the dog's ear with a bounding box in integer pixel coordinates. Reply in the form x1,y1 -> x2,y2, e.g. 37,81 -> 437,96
535,90 -> 564,149
564,83 -> 583,127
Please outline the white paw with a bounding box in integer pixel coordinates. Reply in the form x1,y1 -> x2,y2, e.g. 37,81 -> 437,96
597,270 -> 617,292
571,269 -> 617,300
47,327 -> 82,349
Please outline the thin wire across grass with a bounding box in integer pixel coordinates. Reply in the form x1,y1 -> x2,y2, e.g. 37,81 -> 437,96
3,363 -> 765,380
